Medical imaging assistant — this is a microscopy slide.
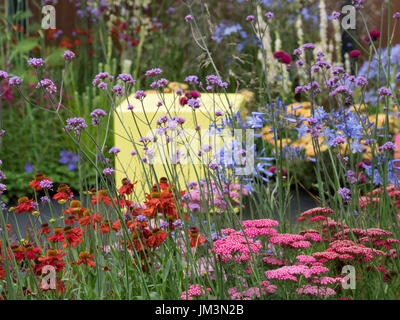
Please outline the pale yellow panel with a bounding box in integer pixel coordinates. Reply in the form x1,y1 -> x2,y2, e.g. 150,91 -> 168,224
114,92 -> 246,202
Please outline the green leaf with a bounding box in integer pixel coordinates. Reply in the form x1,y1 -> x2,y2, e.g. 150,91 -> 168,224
13,38 -> 39,54
46,48 -> 67,67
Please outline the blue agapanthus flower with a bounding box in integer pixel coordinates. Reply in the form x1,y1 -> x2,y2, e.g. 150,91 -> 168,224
359,44 -> 400,104
25,163 -> 34,173
212,23 -> 247,43
59,150 -> 79,171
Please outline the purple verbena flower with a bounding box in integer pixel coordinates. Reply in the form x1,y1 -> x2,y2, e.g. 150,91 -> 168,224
39,179 -> 53,190
109,147 -> 121,154
265,12 -> 274,19
9,76 -> 22,86
112,84 -> 124,96
41,196 -> 50,204
28,58 -> 45,68
134,90 -> 147,100
0,70 -> 9,80
36,78 -> 57,94
378,142 -> 396,152
184,75 -> 199,85
90,108 -> 107,126
246,15 -> 255,22
63,50 -> 76,62
338,187 -> 352,203
187,98 -> 200,109
65,117 -> 87,136
103,167 -> 115,175
144,68 -> 163,77
117,73 -> 135,85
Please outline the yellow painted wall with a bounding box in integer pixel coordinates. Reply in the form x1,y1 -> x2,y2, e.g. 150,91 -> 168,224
114,92 -> 247,202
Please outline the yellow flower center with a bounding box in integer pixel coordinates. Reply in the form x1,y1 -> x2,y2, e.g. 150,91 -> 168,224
98,189 -> 108,197
79,251 -> 90,260
57,184 -> 70,193
18,196 -> 29,204
150,192 -> 161,199
160,177 -> 168,184
47,249 -> 58,257
70,200 -> 82,209
32,211 -> 40,217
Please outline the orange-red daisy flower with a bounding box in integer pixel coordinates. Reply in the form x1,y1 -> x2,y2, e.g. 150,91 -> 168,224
53,184 -> 74,201
13,197 -> 37,214
63,226 -> 83,247
118,178 -> 137,196
37,249 -> 66,273
146,229 -> 168,248
188,226 -> 207,248
12,243 -> 41,262
64,200 -> 89,218
74,251 -> 96,268
91,189 -> 112,205
112,220 -> 121,231
39,223 -> 51,235
100,221 -> 111,234
48,227 -> 65,244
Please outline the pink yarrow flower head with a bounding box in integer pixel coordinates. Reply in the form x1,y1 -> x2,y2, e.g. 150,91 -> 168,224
63,50 -> 76,62
296,285 -> 336,298
212,232 -> 263,263
297,207 -> 334,222
242,219 -> 279,228
181,284 -> 211,300
28,57 -> 45,68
